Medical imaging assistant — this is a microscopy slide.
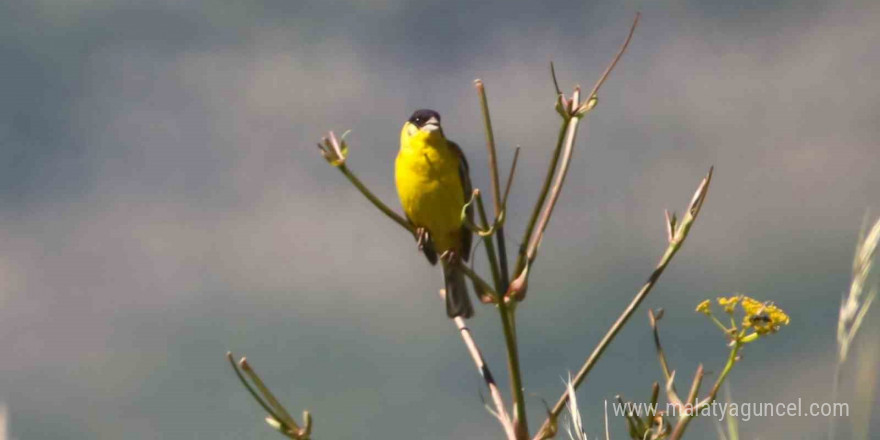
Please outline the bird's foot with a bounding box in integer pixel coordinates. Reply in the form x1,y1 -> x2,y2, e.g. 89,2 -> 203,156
416,227 -> 431,252
440,250 -> 460,264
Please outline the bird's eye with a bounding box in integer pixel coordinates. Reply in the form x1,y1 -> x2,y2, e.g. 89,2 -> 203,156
414,117 -> 422,123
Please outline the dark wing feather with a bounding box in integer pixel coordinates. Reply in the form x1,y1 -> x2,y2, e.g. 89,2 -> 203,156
448,141 -> 474,262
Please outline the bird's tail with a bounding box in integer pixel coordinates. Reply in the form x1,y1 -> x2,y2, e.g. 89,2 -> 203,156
442,260 -> 474,319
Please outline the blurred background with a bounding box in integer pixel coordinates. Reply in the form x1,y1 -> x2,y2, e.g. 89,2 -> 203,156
1,0 -> 879,438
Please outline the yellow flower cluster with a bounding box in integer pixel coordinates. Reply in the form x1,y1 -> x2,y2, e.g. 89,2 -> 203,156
740,296 -> 790,335
695,294 -> 790,341
695,299 -> 711,315
717,296 -> 741,314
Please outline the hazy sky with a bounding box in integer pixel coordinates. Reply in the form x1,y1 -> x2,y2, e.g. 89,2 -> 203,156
1,0 -> 878,439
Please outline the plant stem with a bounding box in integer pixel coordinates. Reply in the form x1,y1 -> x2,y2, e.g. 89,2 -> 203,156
338,164 -> 414,234
475,79 -> 527,437
670,342 -> 741,440
475,191 -> 503,291
227,352 -> 289,430
442,290 -> 517,439
239,358 -> 300,431
498,300 -> 528,438
533,167 -> 712,440
709,314 -> 731,334
707,343 -> 741,404
457,262 -> 500,299
649,311 -> 673,382
475,80 -> 511,291
514,119 -> 570,276
524,117 -> 581,262
541,243 -> 679,436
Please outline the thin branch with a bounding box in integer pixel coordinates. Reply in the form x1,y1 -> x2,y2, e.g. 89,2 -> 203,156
514,116 -> 570,278
240,358 -> 300,432
462,190 -> 507,238
473,189 -> 504,291
228,352 -> 313,439
457,259 -> 501,300
474,80 -> 503,220
585,12 -> 640,102
228,352 -> 288,429
515,12 -> 640,278
441,289 -> 517,439
475,79 -> 512,291
498,300 -> 528,439
670,342 -> 741,440
473,79 -> 528,436
524,113 -> 581,262
648,309 -> 674,383
684,364 -> 704,407
550,61 -> 562,97
533,167 -> 713,440
502,147 -> 521,213
338,164 -> 414,233
649,309 -> 683,410
699,343 -> 741,410
318,132 -> 413,234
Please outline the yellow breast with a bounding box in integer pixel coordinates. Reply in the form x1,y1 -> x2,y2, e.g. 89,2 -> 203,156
395,126 -> 464,253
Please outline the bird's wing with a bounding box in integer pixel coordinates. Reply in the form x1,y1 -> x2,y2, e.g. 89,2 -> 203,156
449,140 -> 474,262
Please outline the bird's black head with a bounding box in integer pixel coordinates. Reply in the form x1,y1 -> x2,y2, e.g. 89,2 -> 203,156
408,109 -> 441,128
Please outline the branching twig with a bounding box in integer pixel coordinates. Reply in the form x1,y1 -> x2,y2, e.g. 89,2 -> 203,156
585,12 -> 640,103
533,167 -> 712,440
515,12 -> 640,279
311,15 -> 646,440
514,101 -> 569,278
649,308 -> 683,412
475,80 -> 512,290
317,133 -> 415,234
440,289 -> 517,439
338,165 -> 414,233
469,189 -> 505,293
524,113 -> 581,262
502,147 -> 521,213
475,79 -> 529,438
668,341 -> 741,440
648,309 -> 673,382
228,352 -> 313,439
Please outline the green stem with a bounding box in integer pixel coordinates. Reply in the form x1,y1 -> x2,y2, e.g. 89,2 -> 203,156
714,343 -> 741,395
457,261 -> 500,300
496,228 -> 511,291
532,167 -> 711,440
475,80 -> 511,292
475,191 -> 503,292
670,342 -> 741,440
524,117 -> 582,262
338,164 -> 414,234
227,353 -> 290,430
240,358 -> 300,432
514,119 -> 570,277
709,314 -> 731,334
498,301 -> 527,437
476,80 -> 525,436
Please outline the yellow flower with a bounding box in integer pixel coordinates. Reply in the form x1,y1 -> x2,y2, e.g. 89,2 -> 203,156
740,296 -> 761,315
740,296 -> 790,336
696,299 -> 712,315
717,295 -> 742,314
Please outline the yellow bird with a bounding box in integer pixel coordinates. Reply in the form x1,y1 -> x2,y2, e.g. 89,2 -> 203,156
396,109 -> 475,318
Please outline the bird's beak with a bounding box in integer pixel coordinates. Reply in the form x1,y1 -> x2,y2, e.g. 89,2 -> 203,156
422,116 -> 441,132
